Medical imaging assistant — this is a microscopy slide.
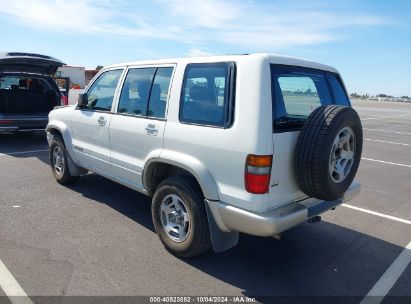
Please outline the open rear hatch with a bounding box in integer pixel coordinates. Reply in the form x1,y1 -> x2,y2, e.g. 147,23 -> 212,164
0,52 -> 64,76
0,52 -> 65,117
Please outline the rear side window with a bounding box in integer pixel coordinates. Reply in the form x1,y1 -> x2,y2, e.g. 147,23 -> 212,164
118,67 -> 173,119
118,68 -> 156,116
148,67 -> 173,118
179,62 -> 235,128
271,65 -> 333,131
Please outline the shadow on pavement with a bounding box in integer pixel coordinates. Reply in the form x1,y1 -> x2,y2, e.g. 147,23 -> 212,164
0,132 -> 49,165
68,173 -> 405,300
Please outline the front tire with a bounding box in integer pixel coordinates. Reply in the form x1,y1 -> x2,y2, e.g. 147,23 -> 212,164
49,135 -> 79,185
152,176 -> 211,258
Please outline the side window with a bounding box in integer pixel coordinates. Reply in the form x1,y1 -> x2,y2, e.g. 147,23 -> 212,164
118,68 -> 156,116
86,69 -> 123,111
328,74 -> 350,106
148,67 -> 173,119
180,63 -> 234,127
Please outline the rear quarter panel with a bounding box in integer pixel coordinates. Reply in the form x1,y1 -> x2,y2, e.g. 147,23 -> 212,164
163,55 -> 274,213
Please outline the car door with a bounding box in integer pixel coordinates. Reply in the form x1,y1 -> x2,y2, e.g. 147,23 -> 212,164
70,68 -> 124,177
109,65 -> 174,189
53,76 -> 70,105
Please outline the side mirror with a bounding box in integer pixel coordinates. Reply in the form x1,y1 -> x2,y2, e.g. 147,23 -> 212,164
77,93 -> 88,107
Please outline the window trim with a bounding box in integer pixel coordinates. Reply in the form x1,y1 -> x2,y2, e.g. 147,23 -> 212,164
178,62 -> 236,129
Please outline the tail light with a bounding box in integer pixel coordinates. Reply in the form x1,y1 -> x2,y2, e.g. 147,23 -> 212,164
61,95 -> 68,106
245,155 -> 273,194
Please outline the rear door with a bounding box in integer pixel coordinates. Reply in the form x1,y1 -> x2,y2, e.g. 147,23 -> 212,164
270,65 -> 339,204
53,77 -> 70,105
53,77 -> 70,96
70,68 -> 124,177
109,65 -> 174,189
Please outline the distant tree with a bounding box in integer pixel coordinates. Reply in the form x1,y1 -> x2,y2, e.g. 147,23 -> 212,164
401,96 -> 409,99
350,93 -> 360,98
95,65 -> 104,71
378,94 -> 388,98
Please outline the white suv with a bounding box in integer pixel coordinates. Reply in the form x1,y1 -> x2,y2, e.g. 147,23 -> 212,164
46,54 -> 362,257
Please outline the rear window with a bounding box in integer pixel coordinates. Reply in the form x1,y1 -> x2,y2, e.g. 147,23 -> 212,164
271,65 -> 346,132
0,76 -> 50,92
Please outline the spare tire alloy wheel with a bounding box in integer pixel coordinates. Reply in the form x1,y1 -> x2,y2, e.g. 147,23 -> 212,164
160,194 -> 191,242
294,105 -> 363,201
329,126 -> 356,183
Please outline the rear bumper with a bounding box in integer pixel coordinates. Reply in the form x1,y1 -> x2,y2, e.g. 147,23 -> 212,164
0,116 -> 47,133
206,181 -> 361,237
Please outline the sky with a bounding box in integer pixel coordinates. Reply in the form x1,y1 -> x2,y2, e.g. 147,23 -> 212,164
0,0 -> 410,97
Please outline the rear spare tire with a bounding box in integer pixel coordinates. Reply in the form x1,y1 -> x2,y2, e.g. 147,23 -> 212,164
294,105 -> 362,201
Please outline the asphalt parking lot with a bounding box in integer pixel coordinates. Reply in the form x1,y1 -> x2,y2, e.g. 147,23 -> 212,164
0,99 -> 410,303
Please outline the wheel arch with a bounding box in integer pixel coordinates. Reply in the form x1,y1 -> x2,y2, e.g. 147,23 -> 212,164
46,120 -> 86,176
143,154 -> 220,201
46,120 -> 72,148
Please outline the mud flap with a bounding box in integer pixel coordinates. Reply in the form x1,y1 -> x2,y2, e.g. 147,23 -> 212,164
205,201 -> 239,252
67,153 -> 88,176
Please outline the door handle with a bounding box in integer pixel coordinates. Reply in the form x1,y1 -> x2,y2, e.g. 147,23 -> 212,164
97,116 -> 107,126
145,123 -> 158,136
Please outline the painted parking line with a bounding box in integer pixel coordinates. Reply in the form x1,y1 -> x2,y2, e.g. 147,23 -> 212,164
362,158 -> 411,168
364,138 -> 411,146
0,149 -> 49,157
343,200 -> 411,303
361,114 -> 410,121
342,204 -> 411,225
362,121 -> 410,128
360,241 -> 411,304
363,128 -> 411,135
358,113 -> 384,117
382,120 -> 411,125
0,259 -> 33,304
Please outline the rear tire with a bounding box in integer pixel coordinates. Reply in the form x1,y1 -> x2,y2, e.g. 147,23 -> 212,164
49,135 -> 79,185
152,176 -> 211,258
294,105 -> 363,200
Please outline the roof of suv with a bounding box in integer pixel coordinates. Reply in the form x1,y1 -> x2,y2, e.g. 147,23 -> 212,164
105,53 -> 339,74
